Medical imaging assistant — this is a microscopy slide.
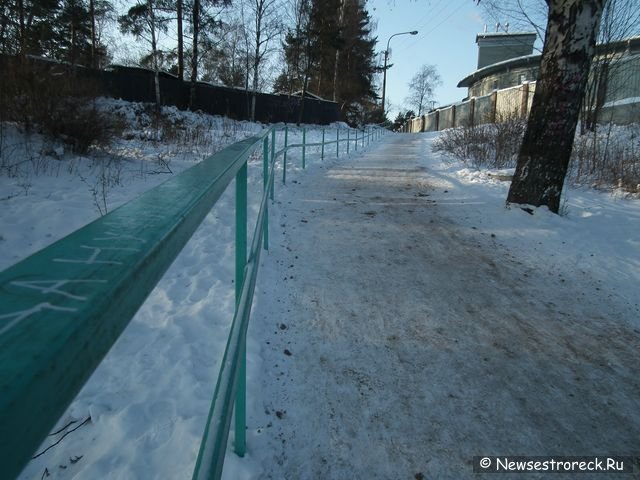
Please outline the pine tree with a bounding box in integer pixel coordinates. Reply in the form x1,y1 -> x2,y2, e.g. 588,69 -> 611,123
56,0 -> 93,65
120,0 -> 172,109
277,0 -> 378,124
0,0 -> 61,57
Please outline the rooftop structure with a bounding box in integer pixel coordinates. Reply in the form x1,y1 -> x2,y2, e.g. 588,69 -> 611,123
476,32 -> 537,69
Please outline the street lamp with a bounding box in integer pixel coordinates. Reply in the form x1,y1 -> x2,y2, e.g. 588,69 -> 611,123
381,30 -> 418,118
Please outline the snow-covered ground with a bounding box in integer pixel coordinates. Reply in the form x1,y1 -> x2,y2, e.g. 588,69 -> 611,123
3,109 -> 639,479
245,132 -> 640,479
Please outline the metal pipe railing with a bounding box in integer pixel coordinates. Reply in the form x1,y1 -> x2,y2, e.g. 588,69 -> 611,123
0,123 -> 386,480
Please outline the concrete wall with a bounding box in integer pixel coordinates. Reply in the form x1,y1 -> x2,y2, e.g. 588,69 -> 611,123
474,93 -> 495,125
438,106 -> 455,130
454,101 -> 473,127
495,84 -> 526,119
405,66 -> 637,134
424,111 -> 438,132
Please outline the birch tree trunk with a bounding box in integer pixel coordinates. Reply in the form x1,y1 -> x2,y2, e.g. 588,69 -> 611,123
149,0 -> 162,111
177,0 -> 183,81
190,0 -> 200,107
250,0 -> 263,122
506,0 -> 607,213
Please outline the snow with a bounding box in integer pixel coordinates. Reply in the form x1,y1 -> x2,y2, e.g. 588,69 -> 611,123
3,108 -> 640,479
602,96 -> 640,108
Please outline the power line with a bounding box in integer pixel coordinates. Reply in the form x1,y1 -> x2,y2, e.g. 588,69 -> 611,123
405,0 -> 470,51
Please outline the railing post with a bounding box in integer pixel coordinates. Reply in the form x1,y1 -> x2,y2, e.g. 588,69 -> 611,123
347,129 -> 350,154
263,136 -> 269,251
302,127 -> 306,169
270,129 -> 275,200
362,128 -> 365,148
336,128 -> 339,158
355,129 -> 358,151
321,129 -> 325,160
283,125 -> 288,185
234,161 -> 248,457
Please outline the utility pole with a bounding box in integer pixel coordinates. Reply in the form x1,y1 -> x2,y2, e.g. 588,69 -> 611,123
381,30 -> 418,118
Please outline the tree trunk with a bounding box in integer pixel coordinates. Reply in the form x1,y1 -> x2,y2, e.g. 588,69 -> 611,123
17,0 -> 25,56
250,0 -> 263,122
506,0 -> 606,213
190,0 -> 199,108
89,0 -> 96,68
177,0 -> 183,80
332,0 -> 345,102
149,0 -> 162,111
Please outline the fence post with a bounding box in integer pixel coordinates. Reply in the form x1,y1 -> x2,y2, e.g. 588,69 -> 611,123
355,129 -> 358,151
302,127 -> 306,169
490,91 -> 497,123
520,82 -> 529,119
283,125 -> 288,184
362,129 -> 365,148
336,128 -> 339,158
263,136 -> 269,251
234,160 -> 248,457
321,129 -> 325,160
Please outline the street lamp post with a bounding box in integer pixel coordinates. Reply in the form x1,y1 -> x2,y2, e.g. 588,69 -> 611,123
381,30 -> 418,118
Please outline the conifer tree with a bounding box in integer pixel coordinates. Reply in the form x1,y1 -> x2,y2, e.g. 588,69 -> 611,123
277,0 -> 378,124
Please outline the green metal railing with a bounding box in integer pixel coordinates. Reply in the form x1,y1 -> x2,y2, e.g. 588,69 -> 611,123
0,124 -> 385,480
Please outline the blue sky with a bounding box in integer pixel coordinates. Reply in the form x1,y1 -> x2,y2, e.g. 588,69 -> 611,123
367,0 -> 489,118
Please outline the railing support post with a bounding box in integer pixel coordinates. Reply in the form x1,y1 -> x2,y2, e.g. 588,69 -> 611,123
302,128 -> 306,169
355,129 -> 358,151
321,129 -> 325,160
347,129 -> 350,154
270,129 -> 275,200
234,161 -> 248,457
263,137 -> 269,251
336,128 -> 339,158
283,125 -> 288,184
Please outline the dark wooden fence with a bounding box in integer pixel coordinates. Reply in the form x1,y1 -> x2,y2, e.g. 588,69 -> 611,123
0,55 -> 341,125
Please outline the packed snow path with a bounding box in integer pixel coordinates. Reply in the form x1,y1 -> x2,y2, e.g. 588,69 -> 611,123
250,134 -> 640,479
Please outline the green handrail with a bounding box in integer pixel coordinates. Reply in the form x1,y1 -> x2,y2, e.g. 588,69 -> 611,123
0,123 -> 386,480
0,133 -> 264,480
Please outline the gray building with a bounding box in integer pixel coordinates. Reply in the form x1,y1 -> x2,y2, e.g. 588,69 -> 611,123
457,32 -> 640,124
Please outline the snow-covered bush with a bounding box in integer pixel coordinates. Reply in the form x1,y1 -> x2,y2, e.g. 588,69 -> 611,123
0,61 -> 124,154
432,113 -> 640,194
432,113 -> 525,169
571,123 -> 640,193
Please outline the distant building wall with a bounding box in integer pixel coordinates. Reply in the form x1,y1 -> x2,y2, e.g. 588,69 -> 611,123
468,65 -> 539,98
476,32 -> 537,69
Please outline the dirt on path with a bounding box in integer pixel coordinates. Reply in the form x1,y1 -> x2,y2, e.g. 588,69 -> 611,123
250,134 -> 640,479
